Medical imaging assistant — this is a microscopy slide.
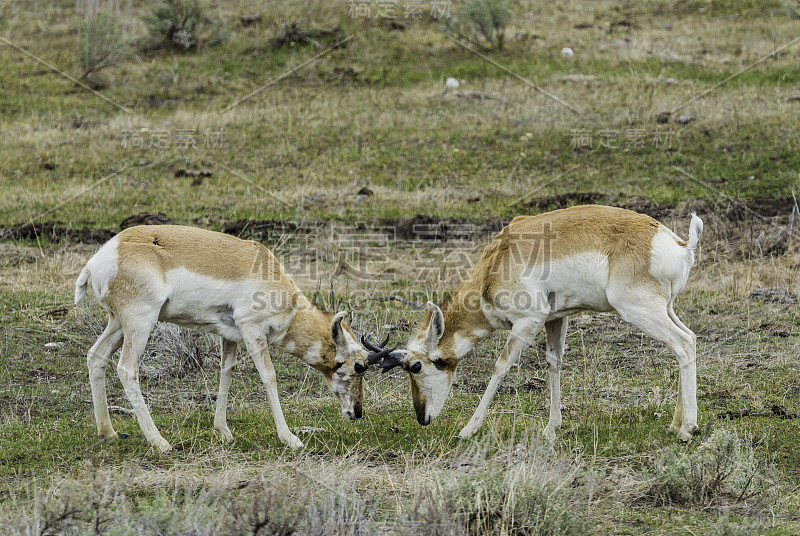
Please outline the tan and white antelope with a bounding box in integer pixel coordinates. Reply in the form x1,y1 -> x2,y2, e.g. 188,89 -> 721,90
371,205 -> 703,441
75,225 -> 392,452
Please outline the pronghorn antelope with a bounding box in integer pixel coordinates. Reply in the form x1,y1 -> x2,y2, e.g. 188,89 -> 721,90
75,225 -> 392,452
371,205 -> 703,441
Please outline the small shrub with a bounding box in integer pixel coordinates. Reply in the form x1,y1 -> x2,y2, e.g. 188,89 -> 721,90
144,323 -> 218,378
449,469 -> 588,535
441,0 -> 512,51
648,428 -> 772,507
304,483 -> 371,536
224,478 -> 306,536
75,1 -> 130,87
75,308 -> 217,378
0,471 -> 373,535
402,439 -> 592,536
143,0 -> 208,50
783,1 -> 800,18
0,474 -> 128,536
124,487 -> 222,534
74,303 -> 108,342
706,513 -> 764,536
400,479 -> 466,536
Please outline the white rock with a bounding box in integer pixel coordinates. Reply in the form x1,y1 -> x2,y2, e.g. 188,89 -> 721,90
44,342 -> 63,349
561,47 -> 574,59
445,77 -> 459,89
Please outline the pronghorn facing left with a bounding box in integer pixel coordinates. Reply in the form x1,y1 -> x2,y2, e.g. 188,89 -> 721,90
371,205 -> 703,442
75,225 -> 391,452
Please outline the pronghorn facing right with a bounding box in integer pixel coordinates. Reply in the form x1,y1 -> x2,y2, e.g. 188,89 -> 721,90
75,225 -> 393,452
372,205 -> 703,442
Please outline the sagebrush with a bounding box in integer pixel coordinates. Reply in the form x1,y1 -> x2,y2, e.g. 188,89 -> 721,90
143,0 -> 208,50
402,437 -> 593,536
647,428 -> 772,508
75,2 -> 130,87
441,0 -> 512,51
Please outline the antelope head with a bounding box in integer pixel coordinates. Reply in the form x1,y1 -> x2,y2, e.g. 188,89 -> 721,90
364,303 -> 457,426
321,312 -> 370,420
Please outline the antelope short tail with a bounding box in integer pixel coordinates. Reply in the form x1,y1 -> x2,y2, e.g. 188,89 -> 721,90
687,212 -> 703,250
75,266 -> 90,305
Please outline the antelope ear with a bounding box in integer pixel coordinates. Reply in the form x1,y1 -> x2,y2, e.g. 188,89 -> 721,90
424,301 -> 445,348
330,311 -> 350,350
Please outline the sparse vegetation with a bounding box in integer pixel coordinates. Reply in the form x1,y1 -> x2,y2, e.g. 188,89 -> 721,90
144,323 -> 217,377
0,469 -> 368,535
442,0 -> 512,51
706,514 -> 764,536
647,428 -> 773,508
75,2 -> 130,88
143,0 -> 209,50
782,0 -> 800,18
403,439 -> 592,536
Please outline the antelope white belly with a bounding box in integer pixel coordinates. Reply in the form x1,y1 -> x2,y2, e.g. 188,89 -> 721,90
519,252 -> 613,318
158,268 -> 250,340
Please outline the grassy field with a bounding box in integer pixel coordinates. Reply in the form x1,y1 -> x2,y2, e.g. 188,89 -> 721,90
1,0 -> 800,533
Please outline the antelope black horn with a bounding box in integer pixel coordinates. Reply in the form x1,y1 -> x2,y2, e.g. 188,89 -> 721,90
361,333 -> 389,353
379,351 -> 406,373
367,344 -> 399,365
362,334 -> 397,365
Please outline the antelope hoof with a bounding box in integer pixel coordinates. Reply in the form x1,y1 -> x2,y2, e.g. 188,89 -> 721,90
152,438 -> 173,453
215,426 -> 234,443
542,426 -> 557,442
98,430 -> 119,441
458,425 -> 477,440
283,434 -> 304,450
675,424 -> 698,442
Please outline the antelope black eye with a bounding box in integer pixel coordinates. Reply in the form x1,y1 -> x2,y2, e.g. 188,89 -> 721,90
354,362 -> 366,374
410,362 -> 422,374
